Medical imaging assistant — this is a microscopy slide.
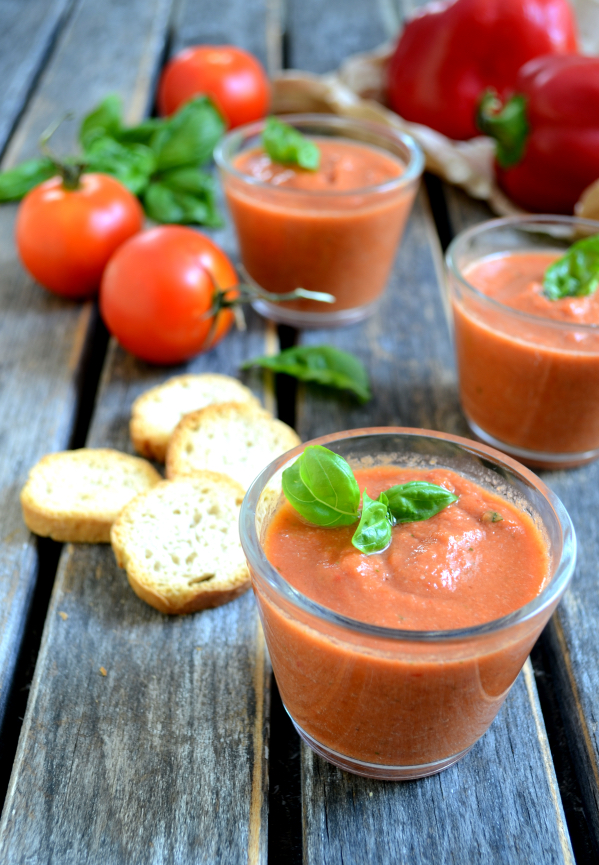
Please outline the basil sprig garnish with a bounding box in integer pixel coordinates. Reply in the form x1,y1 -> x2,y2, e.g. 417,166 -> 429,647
385,481 -> 458,523
282,446 -> 458,555
262,116 -> 320,171
282,445 -> 360,527
543,235 -> 599,301
352,492 -> 394,554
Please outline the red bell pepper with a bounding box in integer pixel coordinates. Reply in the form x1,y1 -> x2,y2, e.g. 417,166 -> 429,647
478,54 -> 599,213
387,0 -> 578,141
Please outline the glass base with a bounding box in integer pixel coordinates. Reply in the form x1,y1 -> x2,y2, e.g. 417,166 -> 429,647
291,718 -> 473,780
251,297 -> 380,329
466,417 -> 599,470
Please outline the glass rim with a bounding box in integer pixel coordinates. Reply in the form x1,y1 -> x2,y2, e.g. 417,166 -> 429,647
445,214 -> 599,334
239,426 -> 576,644
213,113 -> 425,198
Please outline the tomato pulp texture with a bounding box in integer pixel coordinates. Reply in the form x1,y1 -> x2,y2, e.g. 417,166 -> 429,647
16,174 -> 143,299
100,226 -> 238,365
387,0 -> 577,141
223,139 -> 416,314
258,466 -> 550,767
158,45 -> 270,129
453,251 -> 599,459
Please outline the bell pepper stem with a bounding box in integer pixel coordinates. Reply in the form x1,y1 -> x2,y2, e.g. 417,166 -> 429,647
477,90 -> 529,169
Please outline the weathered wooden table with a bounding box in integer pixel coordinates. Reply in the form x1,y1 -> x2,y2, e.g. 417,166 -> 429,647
0,1 -> 598,862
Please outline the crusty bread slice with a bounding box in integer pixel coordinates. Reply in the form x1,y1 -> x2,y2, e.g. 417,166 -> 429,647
166,401 -> 301,491
111,472 -> 250,614
130,374 -> 261,462
20,449 -> 161,543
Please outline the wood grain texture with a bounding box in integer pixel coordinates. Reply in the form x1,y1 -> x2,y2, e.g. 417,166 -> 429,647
293,190 -> 573,865
0,0 -> 74,158
0,2 -> 275,861
444,184 -> 599,849
287,0 -> 387,74
170,0 -> 271,67
0,0 -> 172,732
302,661 -> 572,865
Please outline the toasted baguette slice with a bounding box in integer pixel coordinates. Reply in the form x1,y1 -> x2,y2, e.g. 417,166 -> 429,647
166,402 -> 301,491
111,473 -> 250,614
130,374 -> 261,462
21,449 -> 161,543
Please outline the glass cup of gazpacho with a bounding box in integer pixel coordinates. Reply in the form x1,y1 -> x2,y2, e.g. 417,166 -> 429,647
447,214 -> 599,469
214,114 -> 423,327
239,427 -> 575,780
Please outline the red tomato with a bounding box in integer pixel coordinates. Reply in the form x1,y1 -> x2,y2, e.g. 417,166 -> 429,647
16,173 -> 143,299
158,45 -> 270,128
100,226 -> 238,364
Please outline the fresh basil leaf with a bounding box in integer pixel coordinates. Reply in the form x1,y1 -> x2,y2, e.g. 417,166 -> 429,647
282,445 -> 360,527
543,235 -> 599,300
384,482 -> 458,524
144,176 -> 223,226
84,137 -> 155,194
79,94 -> 123,149
150,97 -> 225,171
242,345 -> 371,403
262,116 -> 320,170
352,492 -> 393,555
0,158 -> 55,201
115,118 -> 163,145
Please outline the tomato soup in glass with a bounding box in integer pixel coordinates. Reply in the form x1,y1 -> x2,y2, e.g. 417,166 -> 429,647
215,115 -> 423,327
239,428 -> 575,780
447,215 -> 599,469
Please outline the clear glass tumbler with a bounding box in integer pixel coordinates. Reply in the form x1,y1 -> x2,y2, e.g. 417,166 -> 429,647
446,215 -> 599,469
215,114 -> 423,328
239,427 -> 576,780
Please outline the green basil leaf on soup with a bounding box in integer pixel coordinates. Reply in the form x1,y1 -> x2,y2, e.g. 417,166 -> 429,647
352,492 -> 393,555
262,117 -> 320,171
0,158 -> 55,201
282,445 -> 360,527
384,482 -> 458,523
543,235 -> 599,300
242,345 -> 371,403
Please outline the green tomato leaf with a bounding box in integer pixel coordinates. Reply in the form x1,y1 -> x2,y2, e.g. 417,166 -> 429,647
84,137 -> 156,194
262,116 -> 320,170
0,158 -> 55,201
150,97 -> 225,171
543,235 -> 599,300
384,482 -> 458,524
79,94 -> 123,149
241,345 -> 371,403
352,492 -> 393,555
282,445 -> 360,527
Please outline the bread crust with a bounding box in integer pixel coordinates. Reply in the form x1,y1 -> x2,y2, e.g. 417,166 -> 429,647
130,374 -> 260,462
110,473 -> 251,614
20,449 -> 161,543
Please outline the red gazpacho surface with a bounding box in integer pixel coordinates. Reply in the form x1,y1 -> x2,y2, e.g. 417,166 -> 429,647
256,465 -> 551,767
454,251 -> 599,458
264,466 -> 548,631
223,139 -> 417,313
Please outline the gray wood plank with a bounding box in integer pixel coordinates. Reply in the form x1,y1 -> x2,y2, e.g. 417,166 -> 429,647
287,0 -> 387,74
445,183 -> 599,848
294,190 -> 573,865
0,2 -> 278,861
0,0 -> 74,158
0,0 -> 172,732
